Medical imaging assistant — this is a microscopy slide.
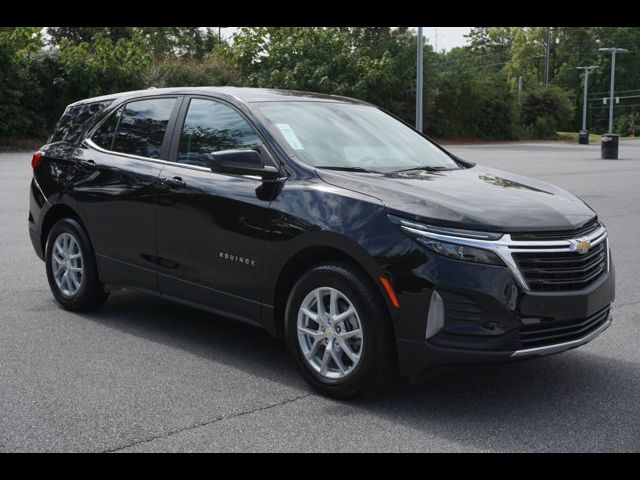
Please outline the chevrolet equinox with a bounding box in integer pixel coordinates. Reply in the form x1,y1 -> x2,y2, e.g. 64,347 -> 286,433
29,87 -> 615,398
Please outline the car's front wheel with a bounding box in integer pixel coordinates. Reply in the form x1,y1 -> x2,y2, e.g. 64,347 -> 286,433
45,218 -> 109,311
285,263 -> 396,399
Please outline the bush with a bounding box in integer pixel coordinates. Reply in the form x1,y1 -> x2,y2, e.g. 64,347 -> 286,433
0,28 -> 45,138
143,54 -> 245,88
615,113 -> 640,137
521,86 -> 574,135
534,114 -> 558,138
54,33 -> 151,102
477,86 -> 517,140
429,71 -> 516,140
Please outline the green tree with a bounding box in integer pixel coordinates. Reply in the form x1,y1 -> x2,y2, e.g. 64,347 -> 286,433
47,27 -> 135,45
227,27 -> 425,126
0,27 -> 45,137
521,85 -> 575,137
137,27 -> 220,59
54,32 -> 152,101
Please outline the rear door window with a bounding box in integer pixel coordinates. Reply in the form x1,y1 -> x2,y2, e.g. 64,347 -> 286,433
112,98 -> 176,158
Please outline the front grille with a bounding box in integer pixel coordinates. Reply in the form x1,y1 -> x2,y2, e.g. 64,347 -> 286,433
510,219 -> 600,241
512,239 -> 607,292
518,306 -> 610,349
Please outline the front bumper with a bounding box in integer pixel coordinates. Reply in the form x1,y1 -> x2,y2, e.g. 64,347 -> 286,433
387,241 -> 616,378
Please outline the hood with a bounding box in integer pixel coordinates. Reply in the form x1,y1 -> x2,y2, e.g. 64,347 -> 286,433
316,165 -> 596,233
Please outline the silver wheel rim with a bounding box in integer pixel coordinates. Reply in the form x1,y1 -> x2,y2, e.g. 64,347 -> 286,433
51,232 -> 84,297
297,287 -> 364,380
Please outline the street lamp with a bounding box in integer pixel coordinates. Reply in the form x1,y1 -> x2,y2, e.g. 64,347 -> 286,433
576,65 -> 598,144
599,47 -> 628,134
416,27 -> 424,132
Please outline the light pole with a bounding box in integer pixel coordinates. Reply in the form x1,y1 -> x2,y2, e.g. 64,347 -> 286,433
544,27 -> 551,87
576,65 -> 598,143
599,47 -> 628,134
416,27 -> 424,132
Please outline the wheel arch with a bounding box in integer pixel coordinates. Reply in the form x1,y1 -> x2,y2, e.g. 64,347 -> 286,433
268,240 -> 397,339
40,204 -> 89,255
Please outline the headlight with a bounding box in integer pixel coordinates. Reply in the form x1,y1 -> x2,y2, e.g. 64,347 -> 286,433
388,214 -> 506,266
416,238 -> 504,265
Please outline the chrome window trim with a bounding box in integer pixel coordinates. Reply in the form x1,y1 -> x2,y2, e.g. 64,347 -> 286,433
84,94 -> 289,178
85,137 -> 210,171
394,218 -> 609,292
85,138 -> 286,181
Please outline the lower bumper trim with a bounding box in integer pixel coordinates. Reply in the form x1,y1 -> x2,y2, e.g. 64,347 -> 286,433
510,315 -> 611,359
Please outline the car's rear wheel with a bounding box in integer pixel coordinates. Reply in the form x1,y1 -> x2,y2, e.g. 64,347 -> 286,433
285,262 -> 396,399
45,218 -> 109,311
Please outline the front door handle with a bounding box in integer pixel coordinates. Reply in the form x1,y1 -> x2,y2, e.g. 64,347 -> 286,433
162,176 -> 186,188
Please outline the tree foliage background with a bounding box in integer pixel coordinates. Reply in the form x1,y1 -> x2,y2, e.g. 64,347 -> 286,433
1,26 -> 639,143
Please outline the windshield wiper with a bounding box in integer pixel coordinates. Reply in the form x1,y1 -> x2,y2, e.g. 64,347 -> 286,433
316,166 -> 381,174
391,165 -> 458,174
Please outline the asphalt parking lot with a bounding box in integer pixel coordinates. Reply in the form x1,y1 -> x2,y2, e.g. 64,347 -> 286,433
1,140 -> 639,452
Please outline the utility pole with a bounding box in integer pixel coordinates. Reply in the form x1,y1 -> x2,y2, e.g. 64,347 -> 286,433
416,27 -> 424,132
218,27 -> 222,43
599,47 -> 628,134
544,27 -> 551,87
576,66 -> 598,144
434,28 -> 438,52
576,66 -> 598,131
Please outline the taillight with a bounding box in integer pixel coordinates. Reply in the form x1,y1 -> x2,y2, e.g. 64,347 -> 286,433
31,151 -> 43,170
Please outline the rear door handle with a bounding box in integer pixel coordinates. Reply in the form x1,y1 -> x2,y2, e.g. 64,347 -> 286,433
162,176 -> 186,188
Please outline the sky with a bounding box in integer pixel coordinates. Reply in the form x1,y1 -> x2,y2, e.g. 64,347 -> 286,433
218,27 -> 473,52
420,27 -> 472,52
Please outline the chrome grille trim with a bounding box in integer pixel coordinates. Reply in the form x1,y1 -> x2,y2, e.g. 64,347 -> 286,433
511,314 -> 611,358
395,220 -> 609,292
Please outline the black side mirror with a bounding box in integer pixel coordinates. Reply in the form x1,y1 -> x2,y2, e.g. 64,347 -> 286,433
209,149 -> 280,180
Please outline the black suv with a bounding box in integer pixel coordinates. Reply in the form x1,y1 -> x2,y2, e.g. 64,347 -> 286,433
29,87 -> 615,398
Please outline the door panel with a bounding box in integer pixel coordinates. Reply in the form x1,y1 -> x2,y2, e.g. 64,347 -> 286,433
72,144 -> 163,290
155,97 -> 278,323
155,165 -> 272,323
69,96 -> 179,291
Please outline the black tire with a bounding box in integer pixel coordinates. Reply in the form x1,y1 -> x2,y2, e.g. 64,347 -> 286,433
285,262 -> 396,399
45,218 -> 109,311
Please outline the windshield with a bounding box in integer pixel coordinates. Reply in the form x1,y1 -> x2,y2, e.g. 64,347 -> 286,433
253,102 -> 460,172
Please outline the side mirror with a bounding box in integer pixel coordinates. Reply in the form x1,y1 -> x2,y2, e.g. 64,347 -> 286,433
209,149 -> 280,180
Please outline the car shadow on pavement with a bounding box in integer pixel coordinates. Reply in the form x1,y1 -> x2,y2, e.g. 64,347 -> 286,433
353,352 -> 640,452
79,289 -> 639,452
79,289 -> 306,389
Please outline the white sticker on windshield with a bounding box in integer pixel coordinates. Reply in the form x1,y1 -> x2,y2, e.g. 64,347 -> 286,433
276,123 -> 304,150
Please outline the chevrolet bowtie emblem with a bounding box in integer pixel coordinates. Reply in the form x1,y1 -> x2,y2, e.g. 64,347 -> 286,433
574,239 -> 591,254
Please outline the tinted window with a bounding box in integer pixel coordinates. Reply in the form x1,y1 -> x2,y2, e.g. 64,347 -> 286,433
50,100 -> 113,144
178,99 -> 262,167
112,98 -> 176,158
92,106 -> 123,150
255,102 -> 458,172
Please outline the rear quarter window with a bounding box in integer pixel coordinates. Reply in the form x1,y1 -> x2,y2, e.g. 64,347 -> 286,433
92,106 -> 123,151
111,98 -> 176,159
49,100 -> 113,145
